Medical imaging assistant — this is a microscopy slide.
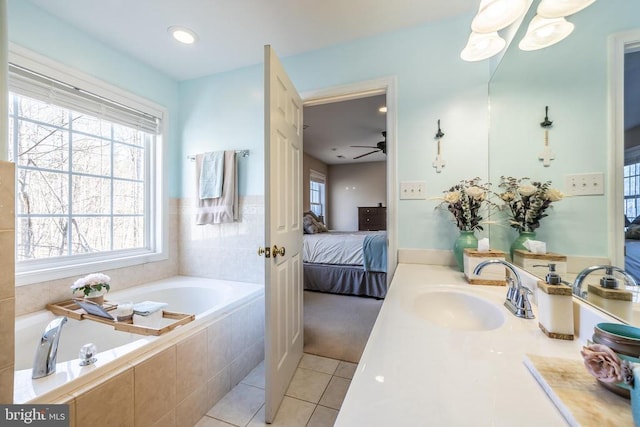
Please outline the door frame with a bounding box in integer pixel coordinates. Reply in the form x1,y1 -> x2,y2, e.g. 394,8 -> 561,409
301,76 -> 398,282
610,30 -> 640,266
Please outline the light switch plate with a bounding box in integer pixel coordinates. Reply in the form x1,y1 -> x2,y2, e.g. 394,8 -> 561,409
400,181 -> 426,199
564,173 -> 605,196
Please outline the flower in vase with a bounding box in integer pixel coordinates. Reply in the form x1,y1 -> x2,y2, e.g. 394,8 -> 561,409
437,177 -> 492,232
496,176 -> 564,232
71,273 -> 111,297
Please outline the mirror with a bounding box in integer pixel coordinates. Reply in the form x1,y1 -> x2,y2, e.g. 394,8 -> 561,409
489,0 -> 640,324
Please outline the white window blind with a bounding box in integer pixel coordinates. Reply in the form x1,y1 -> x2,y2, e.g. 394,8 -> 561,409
8,63 -> 161,134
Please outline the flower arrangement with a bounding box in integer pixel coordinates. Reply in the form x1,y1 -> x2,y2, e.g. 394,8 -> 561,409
496,176 -> 564,232
438,177 -> 491,232
70,273 -> 111,297
581,343 -> 635,388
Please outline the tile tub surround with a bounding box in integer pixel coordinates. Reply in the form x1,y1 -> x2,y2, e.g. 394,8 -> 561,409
178,196 -> 264,284
0,160 -> 15,404
15,292 -> 265,427
335,263 -> 623,426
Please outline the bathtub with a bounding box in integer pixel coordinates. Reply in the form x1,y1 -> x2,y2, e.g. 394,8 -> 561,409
14,275 -> 264,404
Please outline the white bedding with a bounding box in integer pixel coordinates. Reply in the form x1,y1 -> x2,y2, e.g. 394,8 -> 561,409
303,231 -> 383,265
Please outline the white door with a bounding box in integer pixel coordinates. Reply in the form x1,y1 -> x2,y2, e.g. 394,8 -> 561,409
263,45 -> 304,423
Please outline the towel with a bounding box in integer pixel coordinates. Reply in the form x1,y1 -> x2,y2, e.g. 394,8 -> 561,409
196,150 -> 238,224
132,301 -> 168,316
198,151 -> 225,199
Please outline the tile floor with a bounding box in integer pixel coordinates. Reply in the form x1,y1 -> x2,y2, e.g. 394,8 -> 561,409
195,353 -> 356,427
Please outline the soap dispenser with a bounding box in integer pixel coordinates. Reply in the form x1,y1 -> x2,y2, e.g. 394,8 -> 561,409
535,263 -> 574,340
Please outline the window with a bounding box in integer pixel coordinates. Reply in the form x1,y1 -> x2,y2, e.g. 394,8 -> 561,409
625,162 -> 640,221
7,51 -> 166,285
309,170 -> 326,222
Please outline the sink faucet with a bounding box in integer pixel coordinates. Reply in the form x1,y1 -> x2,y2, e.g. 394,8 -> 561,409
32,316 -> 67,379
473,259 -> 535,319
572,265 -> 638,299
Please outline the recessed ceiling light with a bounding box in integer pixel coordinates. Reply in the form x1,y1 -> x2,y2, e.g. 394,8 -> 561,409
168,26 -> 198,44
378,106 -> 388,113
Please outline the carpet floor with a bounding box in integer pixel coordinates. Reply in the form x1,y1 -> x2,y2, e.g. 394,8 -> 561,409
303,290 -> 383,363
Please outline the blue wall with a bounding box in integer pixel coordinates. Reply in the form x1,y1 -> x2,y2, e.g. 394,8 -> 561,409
179,13 -> 490,250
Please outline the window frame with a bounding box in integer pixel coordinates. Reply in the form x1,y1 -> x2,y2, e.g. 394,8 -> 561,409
9,44 -> 168,286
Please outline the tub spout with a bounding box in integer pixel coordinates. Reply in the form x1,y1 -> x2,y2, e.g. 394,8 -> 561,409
32,316 -> 67,379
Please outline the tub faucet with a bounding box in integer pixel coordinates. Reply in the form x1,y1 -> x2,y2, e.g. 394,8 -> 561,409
572,265 -> 638,299
473,259 -> 535,319
32,316 -> 67,379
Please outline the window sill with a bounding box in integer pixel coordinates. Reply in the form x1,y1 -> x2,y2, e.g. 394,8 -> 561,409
15,249 -> 169,287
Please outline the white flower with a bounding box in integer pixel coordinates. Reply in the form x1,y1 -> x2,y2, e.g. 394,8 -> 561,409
465,186 -> 485,201
518,184 -> 537,197
443,191 -> 460,204
500,192 -> 515,202
546,188 -> 564,202
71,273 -> 111,295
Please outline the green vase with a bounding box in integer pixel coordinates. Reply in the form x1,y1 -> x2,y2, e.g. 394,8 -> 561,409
510,231 -> 536,260
453,231 -> 478,272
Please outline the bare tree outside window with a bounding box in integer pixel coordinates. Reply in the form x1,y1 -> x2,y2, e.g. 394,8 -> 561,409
9,93 -> 148,261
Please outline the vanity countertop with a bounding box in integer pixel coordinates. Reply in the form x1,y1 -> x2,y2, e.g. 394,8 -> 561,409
335,263 -> 619,427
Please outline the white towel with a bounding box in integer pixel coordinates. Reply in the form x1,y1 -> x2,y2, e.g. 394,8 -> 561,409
196,150 -> 238,224
133,301 -> 168,316
198,151 -> 224,199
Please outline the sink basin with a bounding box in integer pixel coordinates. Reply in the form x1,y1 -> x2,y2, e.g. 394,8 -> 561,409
412,290 -> 505,331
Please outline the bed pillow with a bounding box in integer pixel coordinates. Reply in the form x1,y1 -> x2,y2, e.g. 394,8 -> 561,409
303,212 -> 328,234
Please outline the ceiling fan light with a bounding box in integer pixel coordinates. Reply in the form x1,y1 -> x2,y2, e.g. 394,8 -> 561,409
518,15 -> 574,51
471,0 -> 529,33
168,26 -> 198,44
537,0 -> 597,19
460,32 -> 506,62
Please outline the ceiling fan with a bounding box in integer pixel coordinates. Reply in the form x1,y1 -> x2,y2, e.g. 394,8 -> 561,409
351,131 -> 386,159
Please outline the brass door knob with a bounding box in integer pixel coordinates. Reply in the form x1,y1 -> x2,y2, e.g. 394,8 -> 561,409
272,245 -> 285,257
258,247 -> 271,258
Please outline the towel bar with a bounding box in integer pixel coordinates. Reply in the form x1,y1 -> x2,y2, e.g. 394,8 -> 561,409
187,150 -> 249,161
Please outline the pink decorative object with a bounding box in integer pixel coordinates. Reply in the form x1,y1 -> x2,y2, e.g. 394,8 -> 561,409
580,344 -> 623,383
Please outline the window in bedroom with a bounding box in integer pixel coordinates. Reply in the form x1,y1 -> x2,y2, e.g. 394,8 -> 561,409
7,57 -> 166,285
625,162 -> 640,220
309,170 -> 326,223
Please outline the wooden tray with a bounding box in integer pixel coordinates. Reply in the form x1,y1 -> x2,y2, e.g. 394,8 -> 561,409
46,299 -> 195,336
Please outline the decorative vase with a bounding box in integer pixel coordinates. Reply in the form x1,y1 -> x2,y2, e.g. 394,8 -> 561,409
84,290 -> 105,305
510,230 -> 536,260
453,230 -> 478,272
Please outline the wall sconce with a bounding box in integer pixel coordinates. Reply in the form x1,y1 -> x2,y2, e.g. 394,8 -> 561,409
536,0 -> 597,19
518,15 -> 574,51
460,32 -> 507,62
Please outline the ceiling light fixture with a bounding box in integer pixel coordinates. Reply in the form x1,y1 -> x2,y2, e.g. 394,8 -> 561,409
471,0 -> 529,33
168,26 -> 198,44
378,106 -> 388,113
518,15 -> 574,51
460,32 -> 506,62
537,0 -> 597,19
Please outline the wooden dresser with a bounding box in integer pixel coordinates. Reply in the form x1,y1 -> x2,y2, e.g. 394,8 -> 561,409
358,206 -> 387,231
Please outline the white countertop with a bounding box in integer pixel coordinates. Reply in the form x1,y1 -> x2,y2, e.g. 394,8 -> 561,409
335,264 -> 612,427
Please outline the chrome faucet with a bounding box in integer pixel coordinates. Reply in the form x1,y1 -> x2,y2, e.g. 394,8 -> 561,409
32,316 -> 67,379
572,265 -> 638,299
473,259 -> 535,319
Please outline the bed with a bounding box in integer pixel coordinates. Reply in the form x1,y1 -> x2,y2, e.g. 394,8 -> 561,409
303,230 -> 387,298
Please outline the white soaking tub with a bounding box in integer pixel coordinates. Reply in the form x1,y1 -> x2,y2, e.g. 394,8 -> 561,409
14,275 -> 263,403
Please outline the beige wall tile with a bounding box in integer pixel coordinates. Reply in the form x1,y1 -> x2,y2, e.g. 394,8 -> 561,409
177,329 -> 207,402
176,383 -> 208,427
0,297 -> 15,370
0,161 -> 15,231
0,365 -> 13,404
75,369 -> 134,427
135,346 -> 176,426
0,231 -> 14,300
15,282 -> 48,316
152,409 -> 175,427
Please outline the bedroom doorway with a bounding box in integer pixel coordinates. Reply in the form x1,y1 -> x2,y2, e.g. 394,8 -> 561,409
300,78 -> 396,363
